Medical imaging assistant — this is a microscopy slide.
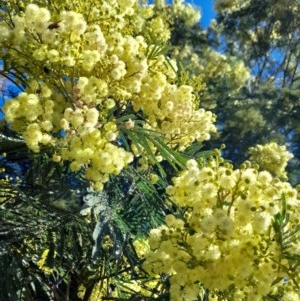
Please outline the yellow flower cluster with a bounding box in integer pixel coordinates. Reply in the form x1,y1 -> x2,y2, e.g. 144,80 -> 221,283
142,15 -> 171,44
200,51 -> 250,92
282,291 -> 300,301
249,142 -> 294,179
142,0 -> 201,38
214,0 -> 251,13
4,92 -> 57,152
60,129 -> 133,191
143,154 -> 300,301
134,77 -> 216,150
227,107 -> 265,136
1,1 -> 216,188
172,46 -> 250,109
172,0 -> 201,27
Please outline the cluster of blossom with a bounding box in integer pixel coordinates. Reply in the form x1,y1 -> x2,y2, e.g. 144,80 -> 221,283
172,46 -> 250,109
202,52 -> 249,90
214,0 -> 251,13
143,152 -> 300,301
165,0 -> 201,27
133,77 -> 216,150
1,1 -> 216,189
241,24 -> 283,52
249,142 -> 294,179
227,106 -> 265,136
143,0 -> 250,111
4,92 -> 55,152
142,14 -> 171,44
151,0 -> 201,28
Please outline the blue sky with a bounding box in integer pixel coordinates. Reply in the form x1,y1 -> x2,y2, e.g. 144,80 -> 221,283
194,0 -> 216,28
149,0 -> 216,28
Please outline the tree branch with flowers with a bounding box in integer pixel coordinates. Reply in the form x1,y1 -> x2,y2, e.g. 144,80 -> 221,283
0,0 -> 300,301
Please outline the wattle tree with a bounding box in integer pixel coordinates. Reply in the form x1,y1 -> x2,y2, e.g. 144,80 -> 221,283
0,1 -> 299,300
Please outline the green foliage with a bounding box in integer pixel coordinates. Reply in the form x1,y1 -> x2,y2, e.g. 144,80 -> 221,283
273,195 -> 300,264
0,125 -> 175,300
0,183 -> 92,300
203,0 -> 300,179
121,125 -> 187,176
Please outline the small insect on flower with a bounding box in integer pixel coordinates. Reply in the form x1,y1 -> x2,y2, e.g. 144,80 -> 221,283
48,21 -> 61,30
43,66 -> 51,74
